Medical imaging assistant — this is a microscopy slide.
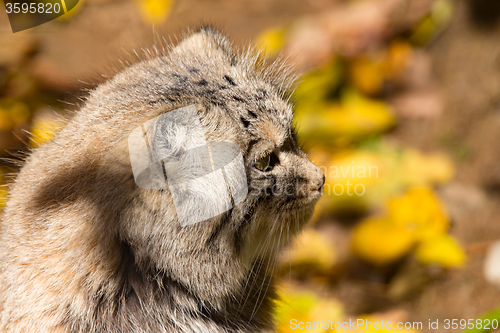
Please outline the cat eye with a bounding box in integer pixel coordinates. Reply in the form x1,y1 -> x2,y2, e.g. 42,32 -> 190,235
253,154 -> 271,171
253,151 -> 279,172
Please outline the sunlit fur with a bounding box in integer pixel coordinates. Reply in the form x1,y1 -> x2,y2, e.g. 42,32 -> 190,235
0,28 -> 324,333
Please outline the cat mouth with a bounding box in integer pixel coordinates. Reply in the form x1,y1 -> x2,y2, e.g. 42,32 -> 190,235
297,174 -> 326,203
311,175 -> 326,199
304,190 -> 323,207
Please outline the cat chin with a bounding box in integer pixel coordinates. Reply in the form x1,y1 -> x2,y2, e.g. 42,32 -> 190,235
287,193 -> 322,218
275,199 -> 318,236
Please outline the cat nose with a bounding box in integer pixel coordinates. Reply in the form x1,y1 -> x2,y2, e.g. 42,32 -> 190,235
313,174 -> 325,191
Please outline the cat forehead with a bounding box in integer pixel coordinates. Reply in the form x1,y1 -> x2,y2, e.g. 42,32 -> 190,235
238,97 -> 293,146
168,31 -> 295,145
253,118 -> 290,146
201,90 -> 292,148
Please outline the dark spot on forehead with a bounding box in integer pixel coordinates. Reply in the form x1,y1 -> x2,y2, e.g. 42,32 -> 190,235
172,73 -> 188,84
247,139 -> 259,151
256,89 -> 267,100
240,117 -> 250,129
248,111 -> 257,118
213,101 -> 226,108
224,75 -> 237,86
197,79 -> 208,86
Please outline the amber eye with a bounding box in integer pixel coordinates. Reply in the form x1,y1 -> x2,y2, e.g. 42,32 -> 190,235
253,154 -> 271,171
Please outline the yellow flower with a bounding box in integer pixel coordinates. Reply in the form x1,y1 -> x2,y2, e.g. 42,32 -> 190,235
0,169 -> 9,209
255,27 -> 286,56
410,0 -> 453,45
348,41 -> 412,95
275,290 -> 319,333
331,90 -> 396,139
310,140 -> 455,217
386,40 -> 412,80
348,55 -> 386,96
415,235 -> 466,268
294,59 -> 343,111
30,114 -> 64,148
352,217 -> 415,266
135,0 -> 173,23
275,288 -> 343,333
387,187 -> 449,241
351,187 -> 465,268
295,89 -> 395,147
400,150 -> 455,187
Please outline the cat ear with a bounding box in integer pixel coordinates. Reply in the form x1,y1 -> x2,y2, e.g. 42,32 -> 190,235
172,27 -> 237,64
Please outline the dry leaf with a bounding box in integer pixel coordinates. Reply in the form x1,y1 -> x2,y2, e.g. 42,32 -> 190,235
352,217 -> 415,266
414,234 -> 466,268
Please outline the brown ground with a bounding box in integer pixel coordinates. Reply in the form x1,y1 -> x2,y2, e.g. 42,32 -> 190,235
400,0 -> 500,329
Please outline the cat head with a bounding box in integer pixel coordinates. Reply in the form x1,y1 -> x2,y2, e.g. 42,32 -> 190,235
100,28 -> 324,302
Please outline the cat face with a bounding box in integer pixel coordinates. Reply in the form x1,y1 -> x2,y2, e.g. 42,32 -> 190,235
238,106 -> 325,261
163,29 -> 325,259
116,29 -> 324,297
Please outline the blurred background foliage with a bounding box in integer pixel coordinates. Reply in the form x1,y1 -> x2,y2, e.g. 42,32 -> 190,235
1,0 -> 500,332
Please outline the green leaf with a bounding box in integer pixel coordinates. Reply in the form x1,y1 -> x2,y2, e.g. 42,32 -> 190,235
463,307 -> 500,333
